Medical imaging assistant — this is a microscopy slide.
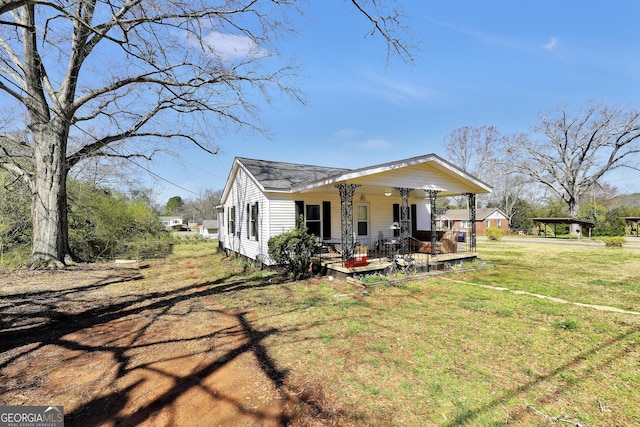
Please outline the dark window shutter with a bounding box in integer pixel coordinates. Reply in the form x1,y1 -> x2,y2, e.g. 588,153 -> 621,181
246,204 -> 250,238
322,201 -> 331,239
411,204 -> 417,236
295,201 -> 304,227
255,203 -> 259,241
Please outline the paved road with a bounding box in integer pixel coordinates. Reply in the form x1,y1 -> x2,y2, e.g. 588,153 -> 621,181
477,235 -> 640,249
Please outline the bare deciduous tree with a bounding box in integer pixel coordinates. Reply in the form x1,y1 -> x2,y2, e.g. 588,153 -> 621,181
183,188 -> 223,221
0,0 -> 414,268
443,125 -> 502,208
505,102 -> 640,227
443,125 -> 500,176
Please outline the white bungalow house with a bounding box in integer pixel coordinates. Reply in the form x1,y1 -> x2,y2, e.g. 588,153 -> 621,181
218,153 -> 492,269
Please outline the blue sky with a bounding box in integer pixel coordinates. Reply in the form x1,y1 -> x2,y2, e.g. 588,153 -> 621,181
150,1 -> 640,204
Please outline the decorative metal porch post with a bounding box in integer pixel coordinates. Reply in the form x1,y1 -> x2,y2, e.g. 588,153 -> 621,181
335,183 -> 361,264
425,188 -> 440,255
467,193 -> 477,252
394,188 -> 412,255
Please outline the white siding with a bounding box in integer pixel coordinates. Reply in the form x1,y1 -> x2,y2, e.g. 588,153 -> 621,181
269,193 -> 435,244
268,195 -> 297,235
368,196 -> 395,240
221,180 -> 439,263
221,167 -> 269,262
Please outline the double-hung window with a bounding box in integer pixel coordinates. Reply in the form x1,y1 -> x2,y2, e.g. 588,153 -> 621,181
247,202 -> 259,240
305,204 -> 321,237
229,206 -> 236,235
356,204 -> 369,237
296,201 -> 331,239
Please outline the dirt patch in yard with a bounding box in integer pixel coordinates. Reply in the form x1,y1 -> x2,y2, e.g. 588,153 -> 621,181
0,260 -> 347,426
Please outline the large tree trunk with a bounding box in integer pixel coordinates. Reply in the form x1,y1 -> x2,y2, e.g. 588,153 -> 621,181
29,123 -> 69,269
568,199 -> 581,237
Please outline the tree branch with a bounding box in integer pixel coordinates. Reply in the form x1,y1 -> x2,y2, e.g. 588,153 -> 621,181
349,0 -> 415,64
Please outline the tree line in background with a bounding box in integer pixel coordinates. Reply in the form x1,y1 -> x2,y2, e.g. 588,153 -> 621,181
442,102 -> 640,236
0,167 -> 221,268
437,193 -> 640,237
162,190 -> 223,222
3,100 -> 640,269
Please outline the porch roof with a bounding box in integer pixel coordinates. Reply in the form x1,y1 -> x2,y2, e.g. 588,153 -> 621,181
229,153 -> 491,199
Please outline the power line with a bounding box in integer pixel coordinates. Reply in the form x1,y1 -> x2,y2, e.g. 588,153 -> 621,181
0,71 -> 214,197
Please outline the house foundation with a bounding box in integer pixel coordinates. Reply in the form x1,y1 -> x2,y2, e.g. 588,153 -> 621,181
312,252 -> 478,280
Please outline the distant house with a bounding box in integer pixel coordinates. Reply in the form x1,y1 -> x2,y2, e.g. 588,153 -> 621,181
439,208 -> 510,235
199,220 -> 218,239
218,153 -> 492,267
159,216 -> 183,230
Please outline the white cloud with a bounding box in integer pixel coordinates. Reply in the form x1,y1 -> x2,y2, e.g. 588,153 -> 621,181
346,138 -> 392,150
379,78 -> 435,104
427,17 -> 522,50
543,37 -> 558,51
194,31 -> 270,61
353,66 -> 438,106
333,128 -> 363,139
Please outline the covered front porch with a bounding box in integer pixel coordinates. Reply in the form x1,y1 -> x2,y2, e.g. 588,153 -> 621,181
312,250 -> 478,279
310,210 -> 480,278
294,155 -> 491,277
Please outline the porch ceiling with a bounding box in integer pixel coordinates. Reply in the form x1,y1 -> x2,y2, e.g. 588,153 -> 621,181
294,155 -> 491,197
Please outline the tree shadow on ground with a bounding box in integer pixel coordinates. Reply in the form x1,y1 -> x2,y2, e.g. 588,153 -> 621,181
0,262 -> 345,425
444,325 -> 640,426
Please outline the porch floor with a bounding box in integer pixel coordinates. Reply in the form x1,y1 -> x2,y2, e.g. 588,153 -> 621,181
312,252 -> 478,279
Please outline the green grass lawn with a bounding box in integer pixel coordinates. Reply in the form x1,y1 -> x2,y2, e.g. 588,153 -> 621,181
202,241 -> 640,426
474,240 -> 640,311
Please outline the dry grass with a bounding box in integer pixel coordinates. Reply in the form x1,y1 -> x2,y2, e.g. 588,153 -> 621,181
216,240 -> 640,426
2,240 -> 638,426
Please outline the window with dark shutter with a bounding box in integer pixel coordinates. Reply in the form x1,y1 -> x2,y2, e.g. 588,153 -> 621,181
229,206 -> 236,235
246,204 -> 250,238
251,202 -> 259,240
305,204 -> 321,237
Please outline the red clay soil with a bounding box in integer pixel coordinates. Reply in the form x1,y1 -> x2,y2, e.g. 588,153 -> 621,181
0,261 -> 346,426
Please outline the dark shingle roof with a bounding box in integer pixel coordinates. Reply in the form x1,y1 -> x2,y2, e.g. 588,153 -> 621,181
237,157 -> 349,190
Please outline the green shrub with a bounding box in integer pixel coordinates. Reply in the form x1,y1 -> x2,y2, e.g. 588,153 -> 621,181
0,243 -> 30,270
267,218 -> 315,280
68,180 -> 166,261
603,236 -> 626,248
0,171 -> 32,260
485,226 -> 504,241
